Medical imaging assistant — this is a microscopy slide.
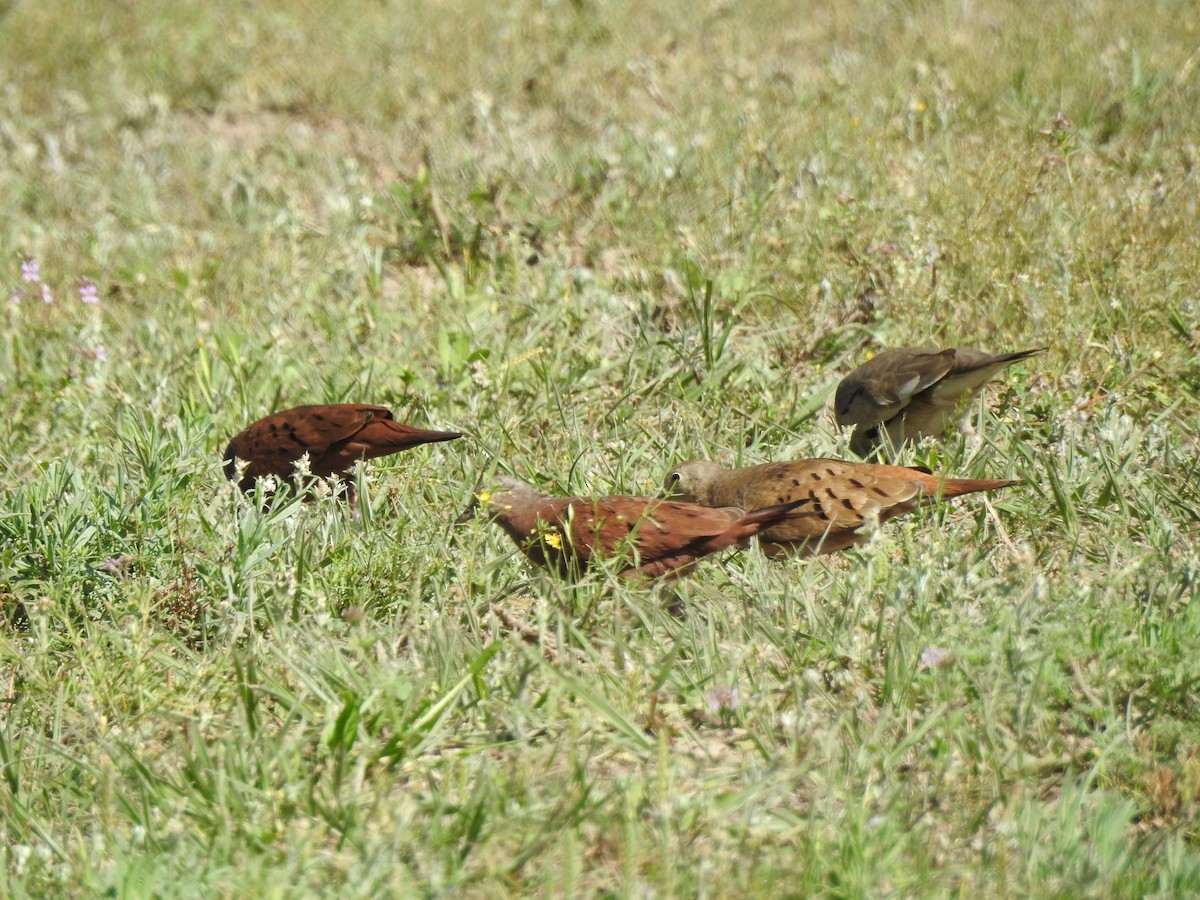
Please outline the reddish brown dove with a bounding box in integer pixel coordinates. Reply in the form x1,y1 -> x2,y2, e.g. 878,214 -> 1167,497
223,404 -> 462,494
834,346 -> 1044,456
457,475 -> 815,579
664,458 -> 1015,557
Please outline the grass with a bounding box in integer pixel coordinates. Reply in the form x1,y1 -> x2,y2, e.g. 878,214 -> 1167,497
1,0 -> 1199,894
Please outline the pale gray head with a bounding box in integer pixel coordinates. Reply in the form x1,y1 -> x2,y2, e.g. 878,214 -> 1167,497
455,474 -> 549,524
487,475 -> 547,509
663,460 -> 726,505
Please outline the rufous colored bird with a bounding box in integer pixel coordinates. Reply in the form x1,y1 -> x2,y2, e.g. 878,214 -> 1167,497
664,458 -> 1015,557
457,475 -> 814,579
834,346 -> 1044,456
223,404 -> 462,494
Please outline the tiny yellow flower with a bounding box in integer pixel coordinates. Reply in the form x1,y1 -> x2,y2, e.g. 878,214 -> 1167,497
543,530 -> 563,550
476,490 -> 491,505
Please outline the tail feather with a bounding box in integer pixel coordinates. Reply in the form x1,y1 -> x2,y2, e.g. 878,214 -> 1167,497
365,420 -> 464,451
740,497 -> 821,528
995,346 -> 1047,365
952,346 -> 1046,376
937,477 -> 1018,498
869,462 -> 1017,500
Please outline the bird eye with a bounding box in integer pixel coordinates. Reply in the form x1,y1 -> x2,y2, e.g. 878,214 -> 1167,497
669,473 -> 681,484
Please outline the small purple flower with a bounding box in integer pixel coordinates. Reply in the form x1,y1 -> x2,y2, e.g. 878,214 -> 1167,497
704,685 -> 741,715
40,284 -> 52,304
79,279 -> 99,304
20,258 -> 40,283
919,646 -> 953,669
99,554 -> 136,574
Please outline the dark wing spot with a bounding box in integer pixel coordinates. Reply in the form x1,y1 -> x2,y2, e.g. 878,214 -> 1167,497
792,478 -> 801,487
842,498 -> 855,510
849,478 -> 865,488
872,487 -> 890,497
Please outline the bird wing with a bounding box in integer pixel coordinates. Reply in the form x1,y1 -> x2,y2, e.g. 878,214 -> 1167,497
918,347 -> 1045,408
730,460 -> 925,538
835,348 -> 956,427
264,405 -> 380,456
496,497 -> 734,573
566,498 -> 744,560
861,348 -> 956,405
224,404 -> 378,477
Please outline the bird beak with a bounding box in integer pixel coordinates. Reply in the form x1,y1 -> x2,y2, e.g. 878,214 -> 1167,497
454,495 -> 480,525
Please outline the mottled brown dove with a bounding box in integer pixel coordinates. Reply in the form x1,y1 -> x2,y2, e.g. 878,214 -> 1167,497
457,475 -> 815,579
223,404 -> 462,494
664,458 -> 1015,557
834,346 -> 1044,456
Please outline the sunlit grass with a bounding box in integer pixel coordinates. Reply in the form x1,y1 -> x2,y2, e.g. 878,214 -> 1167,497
1,0 -> 1198,894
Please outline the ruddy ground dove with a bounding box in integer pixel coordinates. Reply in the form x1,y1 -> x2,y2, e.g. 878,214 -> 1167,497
664,458 -> 1015,557
223,404 -> 462,494
457,475 -> 815,579
834,346 -> 1044,456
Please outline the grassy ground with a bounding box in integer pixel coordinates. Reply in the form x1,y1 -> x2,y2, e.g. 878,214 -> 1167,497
2,0 -> 1199,894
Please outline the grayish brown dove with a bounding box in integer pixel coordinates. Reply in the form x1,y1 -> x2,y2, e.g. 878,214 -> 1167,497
664,458 -> 1015,557
834,346 -> 1044,456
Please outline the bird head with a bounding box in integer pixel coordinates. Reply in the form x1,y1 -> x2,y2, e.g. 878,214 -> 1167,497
455,475 -> 547,524
832,381 -> 867,425
662,460 -> 725,505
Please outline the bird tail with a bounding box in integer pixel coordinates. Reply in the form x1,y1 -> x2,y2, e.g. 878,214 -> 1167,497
739,497 -> 821,528
874,463 -> 1018,500
366,420 -> 464,451
937,477 -> 1018,498
994,346 -> 1047,365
